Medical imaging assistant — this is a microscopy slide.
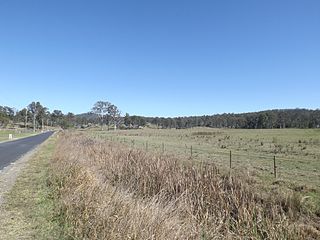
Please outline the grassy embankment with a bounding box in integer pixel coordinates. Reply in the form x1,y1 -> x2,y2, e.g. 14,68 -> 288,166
0,135 -> 66,239
50,131 -> 320,239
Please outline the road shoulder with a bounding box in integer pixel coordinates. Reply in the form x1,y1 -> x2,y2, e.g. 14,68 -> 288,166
0,147 -> 38,206
0,135 -> 64,239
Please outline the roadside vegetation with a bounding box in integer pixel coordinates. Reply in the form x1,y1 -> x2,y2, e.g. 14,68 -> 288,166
50,131 -> 320,239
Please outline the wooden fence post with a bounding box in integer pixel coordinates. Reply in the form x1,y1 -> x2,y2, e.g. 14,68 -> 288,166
190,145 -> 193,158
162,143 -> 164,153
146,141 -> 148,152
229,150 -> 232,168
273,156 -> 277,178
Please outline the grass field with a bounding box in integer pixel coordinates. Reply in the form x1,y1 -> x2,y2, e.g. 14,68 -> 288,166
50,131 -> 320,239
89,127 -> 320,212
0,129 -> 36,142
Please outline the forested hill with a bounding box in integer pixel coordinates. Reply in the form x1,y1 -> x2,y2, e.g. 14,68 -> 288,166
77,108 -> 320,129
140,109 -> 320,129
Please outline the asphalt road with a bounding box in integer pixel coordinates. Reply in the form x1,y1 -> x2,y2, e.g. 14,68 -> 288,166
0,131 -> 54,170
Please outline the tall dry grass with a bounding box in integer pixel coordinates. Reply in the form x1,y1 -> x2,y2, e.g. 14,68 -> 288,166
50,132 -> 320,239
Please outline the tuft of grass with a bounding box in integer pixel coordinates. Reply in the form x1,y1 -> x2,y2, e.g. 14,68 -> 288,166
0,136 -> 67,240
50,132 -> 320,239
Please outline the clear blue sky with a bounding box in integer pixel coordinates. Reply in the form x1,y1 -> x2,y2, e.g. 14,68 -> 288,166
0,0 -> 319,117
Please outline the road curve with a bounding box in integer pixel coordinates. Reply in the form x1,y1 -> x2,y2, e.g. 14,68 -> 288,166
0,131 -> 54,170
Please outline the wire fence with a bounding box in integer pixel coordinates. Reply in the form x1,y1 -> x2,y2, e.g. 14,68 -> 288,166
95,134 -> 320,185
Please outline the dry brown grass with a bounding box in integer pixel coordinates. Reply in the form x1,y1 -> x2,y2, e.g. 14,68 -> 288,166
50,132 -> 320,239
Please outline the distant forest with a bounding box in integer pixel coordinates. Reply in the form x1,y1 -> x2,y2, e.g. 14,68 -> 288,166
105,109 -> 320,129
1,103 -> 319,129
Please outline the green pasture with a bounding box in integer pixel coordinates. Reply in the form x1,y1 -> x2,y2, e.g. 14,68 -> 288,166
88,127 -> 320,213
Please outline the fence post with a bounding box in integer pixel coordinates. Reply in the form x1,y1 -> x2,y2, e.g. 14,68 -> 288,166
190,145 -> 193,158
162,143 -> 164,153
146,141 -> 148,152
273,156 -> 277,178
229,150 -> 232,168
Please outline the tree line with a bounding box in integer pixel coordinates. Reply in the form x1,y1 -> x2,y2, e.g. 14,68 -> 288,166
87,108 -> 320,129
0,101 -> 123,131
142,109 -> 320,129
1,101 -> 319,130
0,102 -> 77,130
